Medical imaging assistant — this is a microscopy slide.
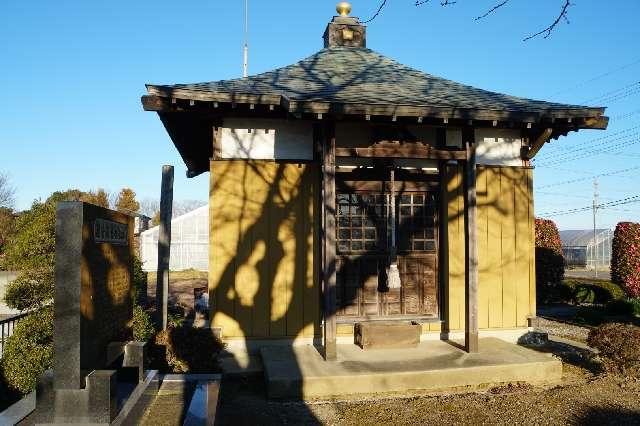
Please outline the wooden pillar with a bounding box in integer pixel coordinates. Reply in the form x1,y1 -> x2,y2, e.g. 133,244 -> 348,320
322,122 -> 337,361
156,165 -> 174,331
464,142 -> 479,353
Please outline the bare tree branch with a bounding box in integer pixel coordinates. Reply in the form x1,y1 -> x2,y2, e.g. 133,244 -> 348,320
362,0 -> 388,24
523,0 -> 571,41
366,0 -> 572,41
415,0 -> 457,6
0,172 -> 16,209
475,0 -> 511,21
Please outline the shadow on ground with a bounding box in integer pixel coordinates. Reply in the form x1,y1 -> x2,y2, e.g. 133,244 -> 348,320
216,376 -> 321,426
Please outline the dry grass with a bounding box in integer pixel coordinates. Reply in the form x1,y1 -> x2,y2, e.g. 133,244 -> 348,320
145,269 -> 208,317
146,269 -> 208,284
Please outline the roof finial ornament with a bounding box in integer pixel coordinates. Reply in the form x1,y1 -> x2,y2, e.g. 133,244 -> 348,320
336,2 -> 352,16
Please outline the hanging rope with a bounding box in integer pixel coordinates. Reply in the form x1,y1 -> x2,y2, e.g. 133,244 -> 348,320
387,167 -> 402,289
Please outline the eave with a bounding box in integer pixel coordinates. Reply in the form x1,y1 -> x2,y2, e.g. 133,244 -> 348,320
142,90 -> 608,178
142,92 -> 608,131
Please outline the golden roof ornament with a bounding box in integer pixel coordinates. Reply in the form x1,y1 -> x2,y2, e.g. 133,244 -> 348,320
336,2 -> 352,16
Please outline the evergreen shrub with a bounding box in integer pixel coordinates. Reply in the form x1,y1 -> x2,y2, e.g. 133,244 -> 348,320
133,305 -> 156,342
1,308 -> 53,394
152,325 -> 224,373
611,222 -> 640,298
535,218 -> 565,301
587,323 -> 640,374
132,255 -> 147,306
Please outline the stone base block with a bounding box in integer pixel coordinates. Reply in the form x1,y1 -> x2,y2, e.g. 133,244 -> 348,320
355,321 -> 421,349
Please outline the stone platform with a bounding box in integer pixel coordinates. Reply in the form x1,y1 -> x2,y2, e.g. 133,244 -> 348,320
261,338 -> 562,399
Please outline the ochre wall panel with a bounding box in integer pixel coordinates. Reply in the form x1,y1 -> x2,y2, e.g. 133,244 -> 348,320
485,167 -> 503,328
476,167 -> 489,329
210,160 -> 534,339
209,160 -> 319,339
527,169 -> 537,319
515,168 -> 532,327
445,165 -> 535,332
500,167 -> 518,328
445,165 -> 465,331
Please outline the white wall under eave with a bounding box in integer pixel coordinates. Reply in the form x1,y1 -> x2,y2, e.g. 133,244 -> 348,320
475,128 -> 524,167
220,118 -> 314,160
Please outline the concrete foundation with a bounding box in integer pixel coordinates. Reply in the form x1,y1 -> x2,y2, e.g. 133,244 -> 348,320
261,338 -> 562,399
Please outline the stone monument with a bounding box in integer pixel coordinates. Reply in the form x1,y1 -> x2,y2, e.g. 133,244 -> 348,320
33,202 -> 157,424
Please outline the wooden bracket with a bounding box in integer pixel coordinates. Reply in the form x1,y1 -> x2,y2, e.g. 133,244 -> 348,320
525,128 -> 553,160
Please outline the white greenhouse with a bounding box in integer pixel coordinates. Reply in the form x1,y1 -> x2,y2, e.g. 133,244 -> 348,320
560,228 -> 613,270
140,205 -> 209,272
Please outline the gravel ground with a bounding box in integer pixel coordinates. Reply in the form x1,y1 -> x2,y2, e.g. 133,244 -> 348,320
217,363 -> 640,426
535,316 -> 591,343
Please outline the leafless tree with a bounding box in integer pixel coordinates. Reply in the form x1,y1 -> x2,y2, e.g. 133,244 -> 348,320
364,0 -> 572,41
0,172 -> 16,209
139,197 -> 160,217
140,198 -> 206,219
172,200 -> 207,218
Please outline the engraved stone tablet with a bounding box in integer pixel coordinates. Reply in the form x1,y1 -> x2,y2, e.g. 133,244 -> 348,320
54,202 -> 134,390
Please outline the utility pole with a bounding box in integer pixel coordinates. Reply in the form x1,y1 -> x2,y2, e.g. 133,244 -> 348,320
592,180 -> 598,276
243,0 -> 249,77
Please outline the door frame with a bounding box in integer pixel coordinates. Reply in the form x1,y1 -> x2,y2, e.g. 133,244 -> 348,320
333,168 -> 442,323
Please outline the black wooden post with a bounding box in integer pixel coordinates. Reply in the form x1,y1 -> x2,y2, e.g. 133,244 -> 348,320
156,165 -> 174,330
322,122 -> 337,361
464,142 -> 479,353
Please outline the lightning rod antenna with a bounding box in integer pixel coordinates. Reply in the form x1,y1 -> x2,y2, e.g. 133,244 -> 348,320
243,0 -> 249,77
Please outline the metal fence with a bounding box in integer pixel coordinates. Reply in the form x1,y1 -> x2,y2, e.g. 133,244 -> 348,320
0,312 -> 29,357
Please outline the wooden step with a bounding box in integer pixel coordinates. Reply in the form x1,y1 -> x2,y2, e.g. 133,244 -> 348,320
354,321 -> 421,349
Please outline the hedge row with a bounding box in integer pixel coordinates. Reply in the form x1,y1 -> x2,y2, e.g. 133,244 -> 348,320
1,307 -> 53,394
611,222 -> 640,298
535,218 -> 565,296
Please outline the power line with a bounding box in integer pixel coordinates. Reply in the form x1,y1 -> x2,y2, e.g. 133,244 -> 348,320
536,165 -> 640,189
534,135 -> 640,166
536,166 -> 598,175
611,109 -> 640,122
549,57 -> 640,99
539,195 -> 640,217
536,190 -> 607,200
539,124 -> 640,155
581,81 -> 640,105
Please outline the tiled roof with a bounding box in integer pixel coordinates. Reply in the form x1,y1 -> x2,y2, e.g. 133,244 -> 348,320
147,47 -> 602,115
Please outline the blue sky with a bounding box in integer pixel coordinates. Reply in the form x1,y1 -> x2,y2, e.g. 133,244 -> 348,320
1,0 -> 639,230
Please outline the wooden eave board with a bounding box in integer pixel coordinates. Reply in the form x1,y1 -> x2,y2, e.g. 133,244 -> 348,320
143,92 -> 607,130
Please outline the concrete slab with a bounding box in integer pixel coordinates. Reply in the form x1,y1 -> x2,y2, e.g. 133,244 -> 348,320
218,352 -> 263,376
261,338 -> 562,399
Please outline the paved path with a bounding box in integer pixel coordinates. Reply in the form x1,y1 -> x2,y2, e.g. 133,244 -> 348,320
140,381 -> 195,426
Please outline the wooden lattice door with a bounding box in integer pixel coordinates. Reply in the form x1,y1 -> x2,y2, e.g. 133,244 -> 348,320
336,187 -> 439,321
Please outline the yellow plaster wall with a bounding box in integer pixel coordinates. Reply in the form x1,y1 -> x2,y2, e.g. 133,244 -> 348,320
209,160 -> 320,339
444,165 -> 536,331
210,160 -> 534,339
